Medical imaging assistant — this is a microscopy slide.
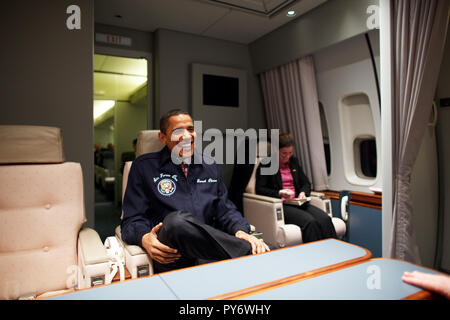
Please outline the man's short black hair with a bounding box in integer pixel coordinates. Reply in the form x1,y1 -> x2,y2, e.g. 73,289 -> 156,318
159,109 -> 191,134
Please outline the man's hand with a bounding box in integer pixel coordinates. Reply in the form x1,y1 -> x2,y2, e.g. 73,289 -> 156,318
141,223 -> 181,264
235,230 -> 270,255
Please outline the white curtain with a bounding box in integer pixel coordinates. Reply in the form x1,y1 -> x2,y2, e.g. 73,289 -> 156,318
259,56 -> 328,190
390,0 -> 449,262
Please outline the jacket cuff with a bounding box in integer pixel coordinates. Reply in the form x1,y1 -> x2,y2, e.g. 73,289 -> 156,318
135,225 -> 151,248
232,223 -> 250,235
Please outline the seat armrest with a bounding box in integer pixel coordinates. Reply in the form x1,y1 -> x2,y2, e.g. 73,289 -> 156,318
77,228 -> 111,289
115,226 -> 153,278
332,217 -> 347,238
310,195 -> 333,218
243,193 -> 282,203
78,228 -> 109,265
309,196 -> 324,209
277,225 -> 302,248
243,193 -> 303,248
243,195 -> 282,246
310,191 -> 325,198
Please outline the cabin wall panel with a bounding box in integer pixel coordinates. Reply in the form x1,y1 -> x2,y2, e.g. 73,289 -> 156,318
348,204 -> 382,257
0,0 -> 95,227
113,100 -> 147,203
249,0 -> 379,74
435,21 -> 450,273
155,28 -> 265,130
314,33 -> 381,193
436,108 -> 450,272
154,29 -> 266,187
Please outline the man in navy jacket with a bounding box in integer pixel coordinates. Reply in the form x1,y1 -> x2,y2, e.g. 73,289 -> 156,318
121,109 -> 269,273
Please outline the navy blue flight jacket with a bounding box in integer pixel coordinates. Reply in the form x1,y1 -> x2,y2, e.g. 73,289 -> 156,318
121,146 -> 250,247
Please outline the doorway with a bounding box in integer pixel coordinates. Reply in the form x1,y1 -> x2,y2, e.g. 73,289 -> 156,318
93,53 -> 148,241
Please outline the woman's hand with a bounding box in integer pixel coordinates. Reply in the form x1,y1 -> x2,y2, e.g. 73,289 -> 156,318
279,189 -> 295,199
297,192 -> 307,200
235,230 -> 270,255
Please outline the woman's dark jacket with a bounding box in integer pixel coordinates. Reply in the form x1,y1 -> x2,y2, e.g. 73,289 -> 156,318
255,157 -> 311,198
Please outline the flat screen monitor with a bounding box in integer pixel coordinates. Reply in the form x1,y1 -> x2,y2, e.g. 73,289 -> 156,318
202,74 -> 239,107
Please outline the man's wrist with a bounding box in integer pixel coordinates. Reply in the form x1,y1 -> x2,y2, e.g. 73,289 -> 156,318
140,231 -> 152,248
235,230 -> 247,237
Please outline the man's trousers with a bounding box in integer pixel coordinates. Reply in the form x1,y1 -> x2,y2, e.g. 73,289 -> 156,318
153,210 -> 252,273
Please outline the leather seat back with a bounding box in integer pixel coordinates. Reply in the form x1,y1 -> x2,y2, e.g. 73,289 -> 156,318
0,125 -> 85,299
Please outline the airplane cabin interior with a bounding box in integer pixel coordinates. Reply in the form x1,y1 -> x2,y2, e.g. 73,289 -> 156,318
1,0 -> 450,305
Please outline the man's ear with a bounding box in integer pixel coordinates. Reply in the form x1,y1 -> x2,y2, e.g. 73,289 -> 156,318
158,131 -> 167,145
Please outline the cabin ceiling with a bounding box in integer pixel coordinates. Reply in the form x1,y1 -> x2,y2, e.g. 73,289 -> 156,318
93,0 -> 327,126
93,54 -> 148,126
94,54 -> 147,101
94,0 -> 328,44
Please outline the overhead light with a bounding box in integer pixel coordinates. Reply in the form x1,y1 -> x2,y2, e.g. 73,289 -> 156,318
94,100 -> 115,120
286,10 -> 296,17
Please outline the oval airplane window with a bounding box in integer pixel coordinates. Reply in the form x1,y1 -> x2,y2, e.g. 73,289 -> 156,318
338,92 -> 377,186
353,137 -> 377,178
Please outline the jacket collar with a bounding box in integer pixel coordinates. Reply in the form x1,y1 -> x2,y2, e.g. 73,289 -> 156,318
159,145 -> 205,169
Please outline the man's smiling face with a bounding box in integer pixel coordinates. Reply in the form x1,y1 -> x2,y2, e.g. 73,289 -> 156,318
159,113 -> 196,159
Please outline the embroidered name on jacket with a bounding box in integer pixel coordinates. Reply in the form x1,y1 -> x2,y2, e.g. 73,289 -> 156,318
196,178 -> 218,183
153,173 -> 178,183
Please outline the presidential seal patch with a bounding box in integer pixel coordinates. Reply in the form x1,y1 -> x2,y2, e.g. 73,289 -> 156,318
158,178 -> 176,196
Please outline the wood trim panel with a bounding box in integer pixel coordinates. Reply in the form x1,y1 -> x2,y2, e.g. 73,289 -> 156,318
350,191 -> 382,205
319,190 -> 382,210
112,268 -> 131,281
350,191 -> 382,210
321,190 -> 340,200
403,290 -> 437,300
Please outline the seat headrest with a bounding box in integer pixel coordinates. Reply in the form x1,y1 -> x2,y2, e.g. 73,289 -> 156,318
257,140 -> 271,158
0,125 -> 65,164
136,130 -> 165,157
244,141 -> 272,194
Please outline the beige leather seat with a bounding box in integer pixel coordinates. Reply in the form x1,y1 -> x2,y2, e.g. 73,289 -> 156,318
243,158 -> 303,248
0,125 -> 111,299
116,130 -> 264,276
115,130 -> 164,278
242,142 -> 346,249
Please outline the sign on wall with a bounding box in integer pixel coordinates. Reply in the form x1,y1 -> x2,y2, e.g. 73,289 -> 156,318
95,33 -> 132,47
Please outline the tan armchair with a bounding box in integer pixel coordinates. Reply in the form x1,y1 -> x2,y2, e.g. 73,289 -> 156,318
114,130 -> 164,278
243,158 -> 303,248
242,144 -> 346,249
0,125 -> 111,299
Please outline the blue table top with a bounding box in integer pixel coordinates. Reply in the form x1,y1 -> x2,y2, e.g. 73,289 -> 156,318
49,239 -> 370,300
243,259 -> 440,300
50,274 -> 178,300
160,239 -> 370,299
